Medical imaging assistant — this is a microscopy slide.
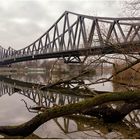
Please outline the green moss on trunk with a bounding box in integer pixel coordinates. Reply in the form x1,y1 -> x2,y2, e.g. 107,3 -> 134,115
0,90 -> 140,136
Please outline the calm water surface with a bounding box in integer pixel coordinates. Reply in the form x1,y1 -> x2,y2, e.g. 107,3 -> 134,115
0,67 -> 139,139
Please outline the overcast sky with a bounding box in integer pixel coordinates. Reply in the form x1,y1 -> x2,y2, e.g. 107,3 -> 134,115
0,0 -> 124,50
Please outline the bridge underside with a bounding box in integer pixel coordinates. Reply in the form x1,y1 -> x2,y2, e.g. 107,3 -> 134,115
0,43 -> 140,66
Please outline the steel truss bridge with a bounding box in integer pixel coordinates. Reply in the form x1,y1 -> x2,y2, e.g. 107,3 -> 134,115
0,11 -> 140,65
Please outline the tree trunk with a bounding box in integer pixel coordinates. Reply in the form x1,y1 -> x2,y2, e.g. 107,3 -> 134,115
0,91 -> 140,136
83,102 -> 140,122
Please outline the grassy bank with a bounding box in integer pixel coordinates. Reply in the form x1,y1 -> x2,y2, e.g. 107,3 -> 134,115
113,61 -> 140,81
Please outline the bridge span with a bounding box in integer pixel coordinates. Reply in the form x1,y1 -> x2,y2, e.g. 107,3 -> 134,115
0,11 -> 140,65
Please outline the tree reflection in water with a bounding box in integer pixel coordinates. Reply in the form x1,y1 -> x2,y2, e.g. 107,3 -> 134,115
52,112 -> 140,139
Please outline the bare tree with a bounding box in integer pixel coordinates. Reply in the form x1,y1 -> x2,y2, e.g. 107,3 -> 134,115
122,0 -> 140,17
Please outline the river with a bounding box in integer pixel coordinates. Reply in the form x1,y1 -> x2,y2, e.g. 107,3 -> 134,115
0,66 -> 139,139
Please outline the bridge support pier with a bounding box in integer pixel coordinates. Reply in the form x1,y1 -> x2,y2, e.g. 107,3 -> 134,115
63,56 -> 83,63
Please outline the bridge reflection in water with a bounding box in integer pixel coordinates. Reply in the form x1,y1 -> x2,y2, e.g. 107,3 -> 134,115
0,76 -> 81,107
0,76 -> 140,138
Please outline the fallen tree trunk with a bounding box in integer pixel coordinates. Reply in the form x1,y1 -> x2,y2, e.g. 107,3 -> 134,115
83,102 -> 140,123
0,91 -> 140,137
67,115 -> 140,139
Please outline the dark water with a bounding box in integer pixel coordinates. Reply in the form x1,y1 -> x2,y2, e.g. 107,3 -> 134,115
0,68 -> 140,139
